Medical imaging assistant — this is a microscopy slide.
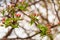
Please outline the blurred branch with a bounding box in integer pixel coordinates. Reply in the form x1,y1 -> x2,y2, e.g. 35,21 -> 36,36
52,0 -> 60,21
43,0 -> 49,24
2,28 -> 14,40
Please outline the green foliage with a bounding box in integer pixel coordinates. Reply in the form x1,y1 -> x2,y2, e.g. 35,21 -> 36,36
11,23 -> 18,28
37,24 -> 53,40
11,9 -> 15,16
37,24 -> 48,36
30,19 -> 34,25
17,2 -> 28,11
13,17 -> 20,21
5,18 -> 12,27
2,9 -> 5,16
1,1 -> 29,28
18,5 -> 27,11
24,2 -> 29,7
4,18 -> 20,28
30,14 -> 38,25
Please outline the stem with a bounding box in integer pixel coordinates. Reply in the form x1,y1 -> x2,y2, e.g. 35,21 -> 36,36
2,28 -> 14,40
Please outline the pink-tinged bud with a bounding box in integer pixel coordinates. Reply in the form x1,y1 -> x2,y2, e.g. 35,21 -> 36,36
15,13 -> 21,17
2,18 -> 5,21
11,3 -> 15,7
33,13 -> 40,16
58,22 -> 60,24
2,21 -> 5,24
19,0 -> 24,2
2,18 -> 5,24
33,13 -> 37,16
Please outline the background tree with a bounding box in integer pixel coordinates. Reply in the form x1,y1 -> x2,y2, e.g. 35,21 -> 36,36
0,0 -> 60,40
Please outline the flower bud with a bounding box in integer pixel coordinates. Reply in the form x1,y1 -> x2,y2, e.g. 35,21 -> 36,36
15,13 -> 21,17
2,18 -> 5,24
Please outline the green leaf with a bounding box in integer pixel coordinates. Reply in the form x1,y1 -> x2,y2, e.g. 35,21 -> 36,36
24,2 -> 29,7
30,19 -> 34,25
11,23 -> 18,28
4,17 -> 21,28
16,2 -> 28,11
30,14 -> 38,25
2,10 -> 5,16
18,5 -> 27,11
19,5 -> 25,10
5,18 -> 12,27
13,17 -> 20,21
37,24 -> 47,36
30,15 -> 38,21
11,8 -> 15,17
